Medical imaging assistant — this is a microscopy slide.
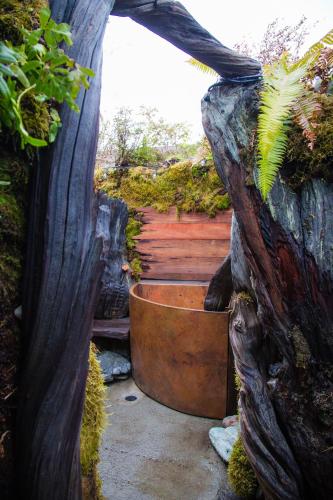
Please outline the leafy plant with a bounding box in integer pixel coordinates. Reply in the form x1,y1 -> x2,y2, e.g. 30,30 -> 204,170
186,58 -> 218,77
0,7 -> 94,149
257,28 -> 333,199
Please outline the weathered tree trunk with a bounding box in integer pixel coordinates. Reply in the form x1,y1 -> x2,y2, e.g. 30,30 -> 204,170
16,1 -> 115,499
95,194 -> 131,319
202,84 -> 333,499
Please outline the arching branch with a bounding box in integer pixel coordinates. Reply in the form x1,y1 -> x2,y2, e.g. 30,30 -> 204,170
112,0 -> 261,77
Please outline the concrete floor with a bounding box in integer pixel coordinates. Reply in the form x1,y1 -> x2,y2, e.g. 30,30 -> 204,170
98,378 -> 239,500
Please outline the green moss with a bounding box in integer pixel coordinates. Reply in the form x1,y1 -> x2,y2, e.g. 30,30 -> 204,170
95,160 -> 230,217
235,371 -> 242,392
290,325 -> 311,369
21,93 -> 51,142
0,152 -> 28,313
283,94 -> 333,190
80,345 -> 106,499
0,0 -> 47,44
129,257 -> 143,282
228,437 -> 258,498
236,292 -> 254,304
126,215 -> 142,251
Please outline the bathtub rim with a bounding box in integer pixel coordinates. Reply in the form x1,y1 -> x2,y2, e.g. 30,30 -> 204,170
130,282 -> 229,317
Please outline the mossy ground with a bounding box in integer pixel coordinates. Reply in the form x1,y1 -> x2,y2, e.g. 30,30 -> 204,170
81,345 -> 106,500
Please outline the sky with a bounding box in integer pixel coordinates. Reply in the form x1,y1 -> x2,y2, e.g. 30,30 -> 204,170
100,0 -> 333,140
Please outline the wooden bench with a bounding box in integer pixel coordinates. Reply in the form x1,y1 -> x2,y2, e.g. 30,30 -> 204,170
92,318 -> 130,341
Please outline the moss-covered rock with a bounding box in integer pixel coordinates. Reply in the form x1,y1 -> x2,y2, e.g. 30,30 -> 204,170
228,437 -> 258,498
81,345 -> 106,500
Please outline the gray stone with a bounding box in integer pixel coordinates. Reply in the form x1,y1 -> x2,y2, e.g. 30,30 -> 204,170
222,415 -> 239,428
209,425 -> 240,463
97,351 -> 131,383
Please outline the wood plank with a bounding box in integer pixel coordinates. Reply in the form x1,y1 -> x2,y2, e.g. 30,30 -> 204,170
135,223 -> 231,240
136,239 -> 230,258
140,272 -> 214,281
139,207 -> 233,224
141,258 -> 225,273
92,318 -> 130,340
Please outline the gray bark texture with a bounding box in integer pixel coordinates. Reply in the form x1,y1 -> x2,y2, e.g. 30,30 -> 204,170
16,1 -> 115,499
202,83 -> 333,500
95,193 -> 131,319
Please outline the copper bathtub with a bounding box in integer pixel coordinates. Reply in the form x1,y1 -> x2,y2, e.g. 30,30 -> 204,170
129,282 -> 230,419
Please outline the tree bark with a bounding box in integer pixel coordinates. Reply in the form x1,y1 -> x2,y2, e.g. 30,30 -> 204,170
202,83 -> 333,499
95,193 -> 131,319
16,1 -> 115,499
204,254 -> 232,311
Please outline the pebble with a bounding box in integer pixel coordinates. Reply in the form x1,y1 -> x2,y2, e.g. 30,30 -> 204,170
222,415 -> 238,428
97,351 -> 131,383
209,424 -> 240,463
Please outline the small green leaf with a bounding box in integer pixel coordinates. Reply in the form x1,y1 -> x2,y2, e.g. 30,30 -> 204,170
50,108 -> 60,121
79,66 -> 95,78
48,120 -> 62,143
0,63 -> 16,77
44,29 -> 57,48
10,64 -> 30,88
0,75 -> 11,98
23,60 -> 42,73
0,43 -> 19,64
25,135 -> 48,147
0,180 -> 10,186
31,43 -> 47,56
25,28 -> 43,46
39,7 -> 51,29
34,93 -> 48,102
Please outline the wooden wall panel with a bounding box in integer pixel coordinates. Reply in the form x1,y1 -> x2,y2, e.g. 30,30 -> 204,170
135,207 -> 232,281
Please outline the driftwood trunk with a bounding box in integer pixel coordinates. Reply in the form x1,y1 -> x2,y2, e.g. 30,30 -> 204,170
95,194 -> 131,319
16,1 -> 115,499
202,84 -> 333,499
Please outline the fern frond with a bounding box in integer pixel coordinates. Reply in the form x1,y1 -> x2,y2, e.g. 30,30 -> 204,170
292,91 -> 322,148
296,28 -> 333,68
186,58 -> 218,77
258,60 -> 306,199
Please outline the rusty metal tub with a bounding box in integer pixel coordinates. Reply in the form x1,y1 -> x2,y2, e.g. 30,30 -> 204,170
129,282 -> 230,419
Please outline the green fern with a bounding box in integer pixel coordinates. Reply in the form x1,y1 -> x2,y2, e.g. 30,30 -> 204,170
298,28 -> 333,67
258,58 -> 306,198
258,28 -> 333,199
186,57 -> 218,77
